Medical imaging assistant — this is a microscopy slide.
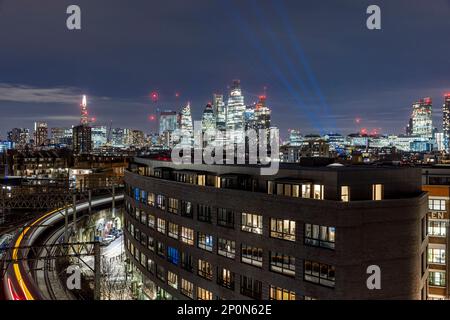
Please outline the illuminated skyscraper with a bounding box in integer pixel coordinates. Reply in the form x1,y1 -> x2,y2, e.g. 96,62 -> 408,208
7,128 -> 30,149
72,124 -> 92,154
411,97 -> 433,139
254,95 -> 271,130
80,95 -> 89,125
201,103 -> 216,132
213,94 -> 226,131
443,94 -> 450,152
178,103 -> 194,146
159,111 -> 178,135
91,126 -> 107,149
34,121 -> 48,147
226,80 -> 246,141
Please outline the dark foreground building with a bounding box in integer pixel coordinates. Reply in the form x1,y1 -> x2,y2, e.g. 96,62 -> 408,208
124,158 -> 428,300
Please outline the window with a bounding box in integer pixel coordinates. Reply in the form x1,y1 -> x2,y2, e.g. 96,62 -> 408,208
270,218 -> 296,241
148,214 -> 155,229
429,271 -> 446,287
168,247 -> 180,265
156,194 -> 166,210
304,260 -> 335,288
428,220 -> 447,237
157,265 -> 166,282
270,252 -> 295,277
218,238 -> 236,259
168,198 -> 179,214
140,190 -> 147,204
217,208 -> 234,228
428,248 -> 446,264
270,286 -> 295,300
157,218 -> 166,234
181,279 -> 194,299
305,224 -> 336,249
198,259 -> 213,280
181,252 -> 194,272
301,184 -> 311,198
167,271 -> 178,289
240,276 -> 262,299
181,200 -> 193,218
217,267 -> 234,290
147,258 -> 155,274
181,227 -> 194,245
134,188 -> 140,201
140,211 -> 147,225
148,236 -> 155,252
372,184 -> 383,201
168,222 -> 179,239
429,199 -> 446,211
157,242 -> 166,258
197,287 -> 213,300
241,213 -> 263,234
140,252 -> 146,267
341,186 -> 350,202
198,232 -> 213,252
147,193 -> 155,206
241,244 -> 263,267
313,184 -> 324,200
198,204 -> 212,223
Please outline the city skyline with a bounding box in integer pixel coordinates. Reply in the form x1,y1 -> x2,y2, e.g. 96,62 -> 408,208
0,0 -> 449,137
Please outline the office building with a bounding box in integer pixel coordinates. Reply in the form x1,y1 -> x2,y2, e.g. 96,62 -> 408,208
412,98 -> 433,139
72,124 -> 92,155
34,121 -> 48,147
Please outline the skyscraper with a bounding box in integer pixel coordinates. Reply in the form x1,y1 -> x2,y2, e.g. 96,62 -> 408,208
254,95 -> 271,130
411,97 -> 433,139
91,126 -> 107,149
213,94 -> 226,131
72,125 -> 92,154
80,95 -> 89,125
443,94 -> 450,152
159,111 -> 178,135
201,103 -> 216,132
7,128 -> 30,149
177,103 -> 194,146
34,121 -> 48,147
226,80 -> 246,141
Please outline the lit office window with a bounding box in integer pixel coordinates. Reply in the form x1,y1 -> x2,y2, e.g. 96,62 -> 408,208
270,218 -> 296,241
157,218 -> 166,234
302,184 -> 311,198
372,184 -> 384,201
428,220 -> 447,237
429,271 -> 446,287
241,213 -> 263,234
181,227 -> 194,246
148,214 -> 155,229
198,232 -> 213,252
167,271 -> 178,290
217,267 -> 234,290
167,247 -> 180,266
181,279 -> 194,299
429,199 -> 446,211
428,248 -> 446,265
313,184 -> 324,200
197,287 -> 213,300
168,222 -> 179,239
269,286 -> 296,300
218,238 -> 236,259
168,198 -> 179,214
156,194 -> 166,210
341,186 -> 350,202
198,259 -> 213,280
147,192 -> 155,207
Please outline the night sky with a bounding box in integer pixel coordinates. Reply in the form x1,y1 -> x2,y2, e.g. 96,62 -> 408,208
0,0 -> 449,138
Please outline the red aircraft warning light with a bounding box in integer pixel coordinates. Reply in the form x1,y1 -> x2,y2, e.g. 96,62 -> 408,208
150,92 -> 159,103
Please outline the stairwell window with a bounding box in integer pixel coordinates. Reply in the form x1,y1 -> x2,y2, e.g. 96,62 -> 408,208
372,184 -> 384,201
341,186 -> 350,202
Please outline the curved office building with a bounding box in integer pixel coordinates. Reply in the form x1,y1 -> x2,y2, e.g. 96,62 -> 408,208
124,158 -> 428,300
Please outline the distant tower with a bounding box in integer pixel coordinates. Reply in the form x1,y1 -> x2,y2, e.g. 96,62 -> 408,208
411,97 -> 433,139
443,94 -> 450,152
254,95 -> 271,130
178,103 -> 194,146
81,95 -> 89,125
226,80 -> 246,142
213,94 -> 226,131
202,103 -> 216,132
